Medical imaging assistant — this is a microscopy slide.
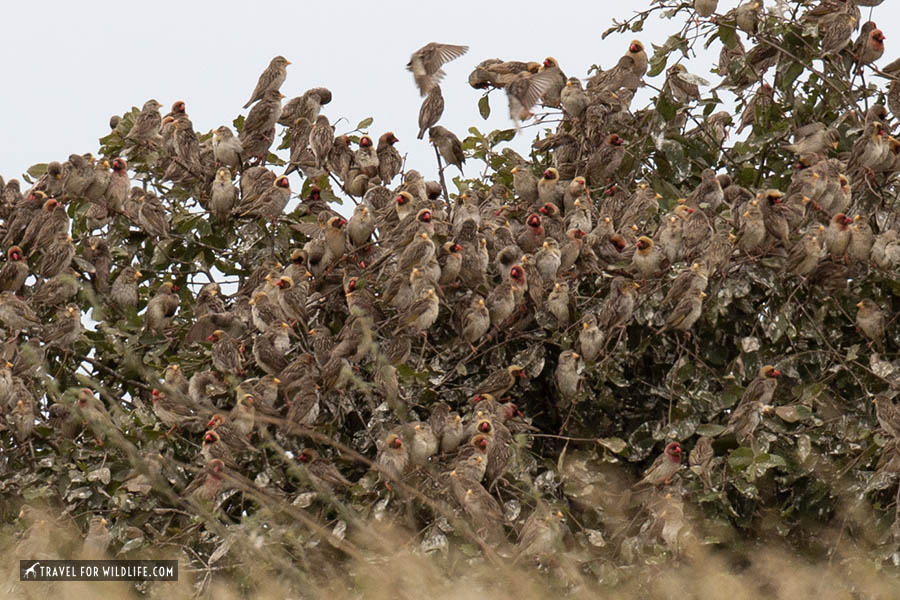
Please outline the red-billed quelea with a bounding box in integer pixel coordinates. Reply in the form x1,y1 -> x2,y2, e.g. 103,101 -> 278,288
429,126 -> 465,173
636,442 -> 683,486
407,42 -> 469,96
213,126 -> 243,171
376,132 -> 402,183
506,69 -> 559,126
0,246 -> 27,293
244,55 -> 290,109
856,299 -> 885,351
417,85 -> 445,140
658,289 -> 705,334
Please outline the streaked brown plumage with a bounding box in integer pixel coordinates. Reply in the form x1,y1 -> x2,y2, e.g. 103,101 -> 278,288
407,42 -> 469,96
417,85 -> 445,139
243,55 -> 290,109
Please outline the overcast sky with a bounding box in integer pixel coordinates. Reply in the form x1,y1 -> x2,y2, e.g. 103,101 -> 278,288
0,1 -> 893,186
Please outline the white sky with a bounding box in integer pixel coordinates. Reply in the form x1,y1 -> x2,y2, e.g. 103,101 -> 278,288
0,1 -> 894,185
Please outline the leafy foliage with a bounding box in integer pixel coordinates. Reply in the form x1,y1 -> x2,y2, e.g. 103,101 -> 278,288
2,0 -> 900,597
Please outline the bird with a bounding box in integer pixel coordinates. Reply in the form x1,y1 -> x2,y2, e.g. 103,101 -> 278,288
632,236 -> 663,278
517,505 -> 566,559
732,365 -> 780,421
376,432 -> 410,483
243,55 -> 290,109
474,364 -> 526,398
506,70 -> 560,125
856,299 -> 885,351
185,459 -> 225,506
636,442 -> 683,486
874,394 -> 900,438
145,282 -> 179,333
295,448 -> 352,491
417,85 -> 445,139
376,132 -> 402,183
210,167 -> 238,221
309,115 -> 334,169
407,42 -> 469,96
429,126 -> 465,172
0,291 -> 41,331
555,350 -> 580,401
560,77 -> 588,120
213,126 -> 243,171
0,246 -> 28,293
658,290 -> 705,334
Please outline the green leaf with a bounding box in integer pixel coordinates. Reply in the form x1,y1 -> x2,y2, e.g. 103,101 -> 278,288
718,24 -> 737,49
774,405 -> 813,423
728,446 -> 754,469
27,163 -> 48,178
696,424 -> 727,437
478,95 -> 491,120
356,117 -> 373,130
648,53 -> 669,78
492,129 -> 515,145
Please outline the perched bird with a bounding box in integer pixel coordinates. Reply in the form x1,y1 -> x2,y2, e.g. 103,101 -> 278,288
44,304 -> 82,349
0,291 -> 41,331
626,40 -> 649,77
689,436 -> 715,487
856,299 -> 885,351
586,134 -> 625,185
874,394 -> 900,438
517,505 -> 566,559
848,215 -> 874,262
0,246 -> 28,293
208,329 -> 243,374
210,167 -> 238,221
429,126 -> 465,172
151,388 -> 202,432
637,442 -> 683,486
80,517 -> 111,559
632,236 -> 663,278
855,25 -> 885,67
125,99 -> 162,148
664,63 -> 702,104
213,126 -> 243,171
240,175 -> 290,219
417,85 -> 445,139
240,89 -> 283,162
145,282 -> 179,333
309,115 -> 334,169
555,350 -> 580,401
461,296 -> 491,346
474,364 -> 526,397
824,212 -> 853,257
296,448 -> 352,491
560,77 -> 588,120
376,432 -> 410,482
185,459 -> 225,506
407,42 -> 469,96
429,403 -> 465,453
578,314 -> 604,362
821,12 -> 857,57
658,290 -> 705,334
785,226 -> 825,276
376,132 -> 402,183
243,55 -> 290,109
